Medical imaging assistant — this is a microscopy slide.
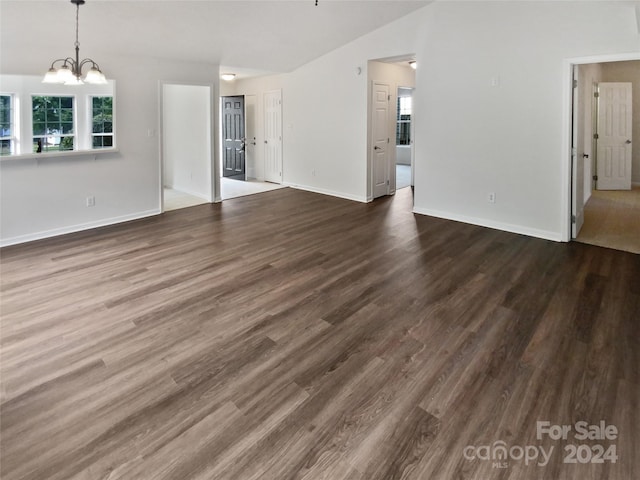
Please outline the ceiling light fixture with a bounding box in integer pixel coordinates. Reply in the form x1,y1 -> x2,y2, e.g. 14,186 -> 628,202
43,0 -> 107,85
409,61 -> 417,70
221,73 -> 236,81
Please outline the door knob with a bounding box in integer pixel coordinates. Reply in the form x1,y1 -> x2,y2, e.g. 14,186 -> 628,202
626,140 -> 632,144
374,146 -> 381,150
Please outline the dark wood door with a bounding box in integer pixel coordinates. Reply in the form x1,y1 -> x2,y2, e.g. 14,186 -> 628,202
222,96 -> 245,180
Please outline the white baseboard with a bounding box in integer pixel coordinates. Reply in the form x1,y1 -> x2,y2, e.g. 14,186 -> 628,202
165,185 -> 210,201
412,207 -> 563,242
284,183 -> 367,203
0,209 -> 161,247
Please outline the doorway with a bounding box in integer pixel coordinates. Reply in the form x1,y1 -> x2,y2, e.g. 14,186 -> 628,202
568,56 -> 639,252
222,95 -> 246,180
367,56 -> 416,201
396,87 -> 414,190
219,90 -> 286,200
161,83 -> 213,212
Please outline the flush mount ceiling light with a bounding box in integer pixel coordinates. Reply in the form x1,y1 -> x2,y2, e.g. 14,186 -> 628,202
409,61 -> 417,70
43,0 -> 107,85
221,73 -> 236,81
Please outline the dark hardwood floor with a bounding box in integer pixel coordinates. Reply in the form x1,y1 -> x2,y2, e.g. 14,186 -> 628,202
1,187 -> 638,480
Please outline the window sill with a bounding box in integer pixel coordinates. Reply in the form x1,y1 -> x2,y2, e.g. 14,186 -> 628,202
0,148 -> 119,163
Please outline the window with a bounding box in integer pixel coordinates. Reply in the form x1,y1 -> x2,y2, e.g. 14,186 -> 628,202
91,96 -> 113,149
396,96 -> 412,146
32,96 -> 74,153
0,94 -> 15,155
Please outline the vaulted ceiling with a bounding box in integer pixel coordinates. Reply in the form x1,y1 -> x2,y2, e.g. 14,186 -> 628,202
1,0 -> 430,75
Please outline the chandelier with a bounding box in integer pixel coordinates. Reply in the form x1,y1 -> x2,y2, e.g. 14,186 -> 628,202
43,0 -> 107,85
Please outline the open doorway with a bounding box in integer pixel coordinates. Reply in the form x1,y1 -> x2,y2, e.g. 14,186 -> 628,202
396,87 -> 414,190
367,56 -> 416,201
221,95 -> 246,181
161,83 -> 214,212
569,58 -> 639,253
219,91 -> 285,200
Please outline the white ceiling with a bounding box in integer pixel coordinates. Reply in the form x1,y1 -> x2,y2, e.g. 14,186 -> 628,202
1,0 -> 430,76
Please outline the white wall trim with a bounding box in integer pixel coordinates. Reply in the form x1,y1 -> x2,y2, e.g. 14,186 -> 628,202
285,183 -> 368,203
567,52 -> 640,66
0,209 -> 160,247
163,186 -> 211,201
413,207 -> 563,242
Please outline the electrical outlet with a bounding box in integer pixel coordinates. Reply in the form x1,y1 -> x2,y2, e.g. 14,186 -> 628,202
311,169 -> 316,177
487,192 -> 496,203
86,196 -> 96,207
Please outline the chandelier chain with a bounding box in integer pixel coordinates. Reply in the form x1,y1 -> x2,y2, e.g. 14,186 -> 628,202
75,2 -> 80,48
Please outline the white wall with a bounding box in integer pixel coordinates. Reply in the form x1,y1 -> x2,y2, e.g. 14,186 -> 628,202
0,49 -> 218,246
229,2 -> 638,241
162,83 -> 211,200
412,1 -> 639,241
600,60 -> 640,185
229,16 -> 423,202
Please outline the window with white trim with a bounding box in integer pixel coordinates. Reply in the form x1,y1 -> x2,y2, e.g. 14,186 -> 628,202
91,96 -> 113,149
32,95 -> 75,153
0,94 -> 15,155
396,96 -> 412,146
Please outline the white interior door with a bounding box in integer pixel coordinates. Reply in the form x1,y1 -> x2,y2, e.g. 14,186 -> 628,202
571,65 -> 585,238
372,82 -> 390,199
264,90 -> 283,184
596,82 -> 632,190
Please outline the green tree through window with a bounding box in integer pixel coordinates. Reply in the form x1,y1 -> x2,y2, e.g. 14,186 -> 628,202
32,96 -> 74,152
92,96 -> 113,149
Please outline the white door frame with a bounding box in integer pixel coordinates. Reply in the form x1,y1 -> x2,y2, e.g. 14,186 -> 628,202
158,80 -> 217,212
561,52 -> 640,242
244,94 -> 257,180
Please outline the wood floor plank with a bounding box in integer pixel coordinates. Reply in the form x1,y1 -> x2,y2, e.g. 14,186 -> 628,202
1,187 -> 638,480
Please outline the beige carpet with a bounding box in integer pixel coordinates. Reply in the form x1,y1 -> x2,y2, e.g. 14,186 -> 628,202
576,185 -> 640,254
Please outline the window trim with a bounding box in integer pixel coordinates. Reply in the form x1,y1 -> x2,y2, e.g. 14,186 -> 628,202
0,75 -> 116,158
90,95 -> 115,150
31,94 -> 77,153
0,93 -> 16,156
396,96 -> 412,146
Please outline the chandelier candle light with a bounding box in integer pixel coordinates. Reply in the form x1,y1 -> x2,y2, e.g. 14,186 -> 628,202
43,0 -> 107,85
